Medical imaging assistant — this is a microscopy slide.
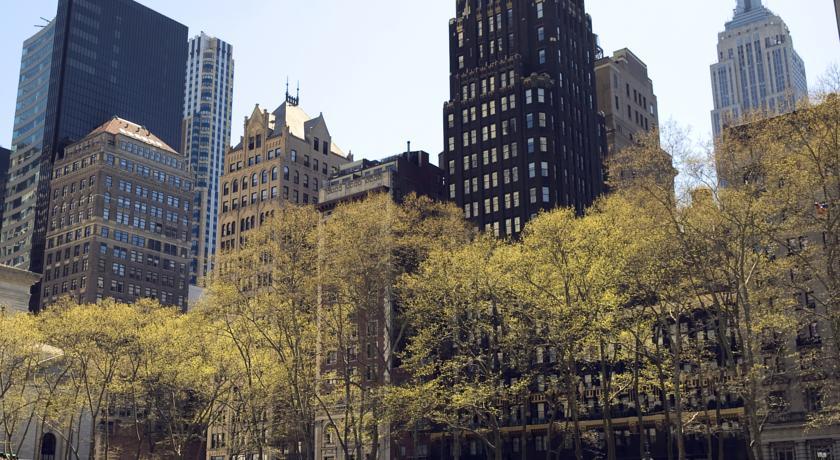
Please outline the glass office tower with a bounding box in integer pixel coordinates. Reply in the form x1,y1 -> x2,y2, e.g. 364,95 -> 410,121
2,21 -> 56,268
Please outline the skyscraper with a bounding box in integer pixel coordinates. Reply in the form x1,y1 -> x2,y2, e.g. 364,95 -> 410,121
442,0 -> 606,238
0,0 -> 188,310
0,147 -> 12,237
2,20 -> 55,268
710,0 -> 808,139
182,33 -> 234,285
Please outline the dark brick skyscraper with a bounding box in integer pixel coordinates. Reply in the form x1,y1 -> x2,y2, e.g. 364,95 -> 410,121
442,0 -> 605,237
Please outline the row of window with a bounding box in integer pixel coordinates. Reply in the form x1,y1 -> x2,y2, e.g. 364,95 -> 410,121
105,176 -> 190,212
119,140 -> 186,172
52,175 -> 95,200
221,185 -> 317,214
222,168 -> 323,196
99,226 -> 189,258
463,186 -> 549,217
234,141 -> 334,174
458,70 -> 516,102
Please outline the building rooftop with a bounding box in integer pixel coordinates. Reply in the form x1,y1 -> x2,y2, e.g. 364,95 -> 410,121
725,0 -> 776,30
231,100 -> 347,157
87,117 -> 178,154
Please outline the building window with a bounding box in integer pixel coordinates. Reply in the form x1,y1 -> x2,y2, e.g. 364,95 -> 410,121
805,388 -> 822,412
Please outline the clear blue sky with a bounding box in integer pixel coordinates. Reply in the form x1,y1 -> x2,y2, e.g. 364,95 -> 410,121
0,0 -> 838,163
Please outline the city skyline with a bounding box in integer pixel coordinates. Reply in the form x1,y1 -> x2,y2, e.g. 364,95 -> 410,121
0,0 -> 837,168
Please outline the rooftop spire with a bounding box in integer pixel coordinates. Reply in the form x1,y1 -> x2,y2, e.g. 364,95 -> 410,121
735,0 -> 763,14
285,77 -> 299,107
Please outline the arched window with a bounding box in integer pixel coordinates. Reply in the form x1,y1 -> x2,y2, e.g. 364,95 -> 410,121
271,167 -> 278,181
290,150 -> 297,162
232,180 -> 239,193
283,166 -> 290,180
261,170 -> 268,184
41,433 -> 56,460
223,182 -> 229,196
294,171 -> 299,184
242,176 -> 248,190
252,173 -> 258,187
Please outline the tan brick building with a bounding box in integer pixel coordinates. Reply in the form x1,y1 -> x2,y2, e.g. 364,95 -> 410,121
216,96 -> 349,257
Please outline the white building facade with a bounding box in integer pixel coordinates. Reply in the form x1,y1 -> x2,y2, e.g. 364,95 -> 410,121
182,33 -> 234,285
710,0 -> 808,139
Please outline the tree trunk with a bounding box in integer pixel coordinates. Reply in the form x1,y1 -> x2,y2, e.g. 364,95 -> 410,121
565,353 -> 584,460
634,342 -> 646,460
715,379 -> 725,460
493,429 -> 503,460
520,398 -> 528,460
598,340 -> 617,460
88,415 -> 97,460
654,339 -> 674,460
452,430 -> 461,460
671,324 -> 686,460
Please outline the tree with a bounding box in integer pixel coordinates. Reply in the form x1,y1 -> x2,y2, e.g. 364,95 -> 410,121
756,88 -> 840,427
614,121 -> 800,460
398,236 -> 525,460
133,308 -> 234,459
317,193 -> 473,460
39,299 -> 148,460
0,311 -> 47,457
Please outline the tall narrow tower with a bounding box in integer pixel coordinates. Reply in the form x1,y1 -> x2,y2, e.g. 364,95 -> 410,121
441,0 -> 606,238
182,33 -> 234,286
1,21 -> 55,268
710,0 -> 808,139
